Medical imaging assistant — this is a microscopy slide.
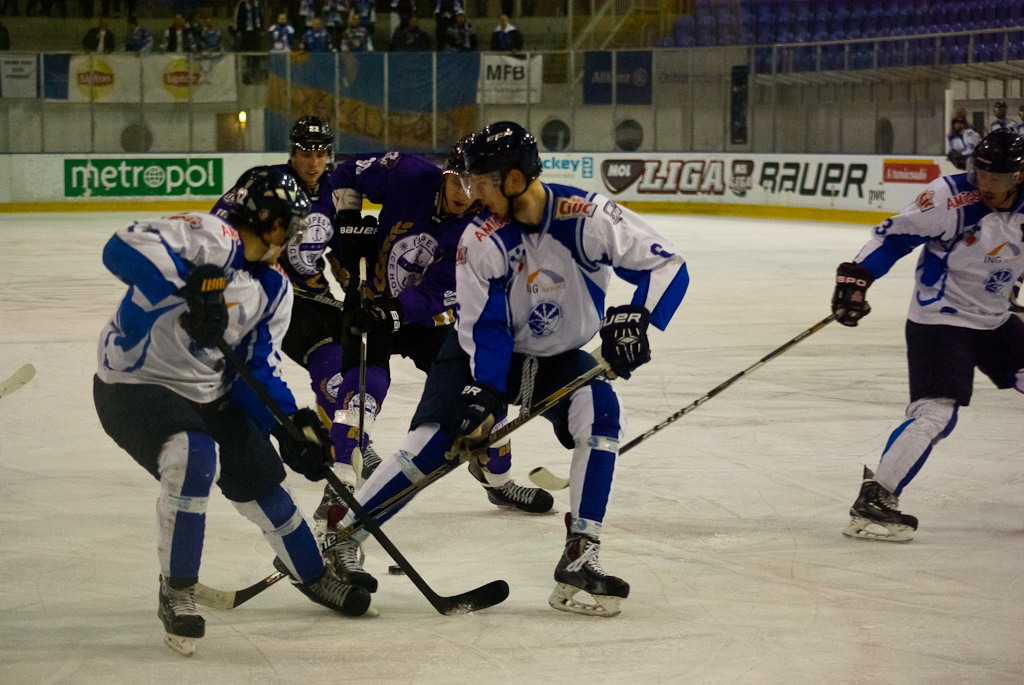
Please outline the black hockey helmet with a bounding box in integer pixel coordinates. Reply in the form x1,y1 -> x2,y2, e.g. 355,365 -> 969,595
971,129 -> 1024,174
289,116 -> 333,155
444,133 -> 476,175
227,166 -> 311,242
463,121 -> 542,184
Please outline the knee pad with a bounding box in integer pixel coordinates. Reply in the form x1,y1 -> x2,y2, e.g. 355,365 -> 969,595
568,381 -> 625,447
307,342 -> 345,409
158,431 -> 219,506
233,484 -> 322,582
905,397 -> 959,439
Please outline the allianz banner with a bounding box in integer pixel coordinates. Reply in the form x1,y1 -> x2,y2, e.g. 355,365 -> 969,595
583,51 -> 652,105
532,152 -> 945,214
42,54 -> 237,103
479,54 -> 542,105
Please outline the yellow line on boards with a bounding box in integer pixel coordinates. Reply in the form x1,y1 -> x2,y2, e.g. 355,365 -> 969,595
620,201 -> 889,225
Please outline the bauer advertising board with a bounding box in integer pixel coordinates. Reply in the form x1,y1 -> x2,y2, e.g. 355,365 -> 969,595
536,152 -> 946,214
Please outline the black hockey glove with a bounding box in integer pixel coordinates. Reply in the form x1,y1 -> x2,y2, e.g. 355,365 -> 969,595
177,264 -> 229,348
832,261 -> 874,327
946,149 -> 967,171
344,296 -> 402,336
272,408 -> 333,481
337,211 -> 379,274
600,304 -> 651,380
447,381 -> 504,464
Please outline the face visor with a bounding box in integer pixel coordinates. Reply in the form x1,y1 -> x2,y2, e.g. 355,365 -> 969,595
967,160 -> 1022,192
459,170 -> 502,201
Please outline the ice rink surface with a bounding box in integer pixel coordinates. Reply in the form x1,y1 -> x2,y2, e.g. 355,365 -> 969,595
1,210 -> 1021,685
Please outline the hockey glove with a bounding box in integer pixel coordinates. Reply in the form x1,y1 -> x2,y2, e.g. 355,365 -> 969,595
273,408 -> 333,481
344,296 -> 402,336
832,262 -> 874,327
337,211 -> 379,274
177,264 -> 229,348
448,381 -> 504,464
946,150 -> 967,171
600,304 -> 652,380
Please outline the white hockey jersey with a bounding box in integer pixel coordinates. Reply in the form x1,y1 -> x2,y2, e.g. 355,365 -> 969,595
96,212 -> 297,426
855,174 -> 1024,330
455,183 -> 689,392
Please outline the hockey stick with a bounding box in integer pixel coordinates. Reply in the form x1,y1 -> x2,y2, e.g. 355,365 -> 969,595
214,338 -> 509,616
293,288 -> 345,310
0,363 -> 35,398
355,258 -> 368,476
529,313 -> 840,490
195,361 -> 611,608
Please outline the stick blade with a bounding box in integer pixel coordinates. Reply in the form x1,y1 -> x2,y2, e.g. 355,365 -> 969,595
529,467 -> 570,491
0,363 -> 35,398
434,580 -> 509,616
195,571 -> 287,610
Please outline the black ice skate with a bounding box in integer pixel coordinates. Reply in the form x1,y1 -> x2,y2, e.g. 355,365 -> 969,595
843,466 -> 918,543
158,575 -> 205,657
358,441 -> 382,484
321,536 -> 378,592
549,522 -> 629,617
313,477 -> 354,538
468,462 -> 554,514
272,556 -> 372,617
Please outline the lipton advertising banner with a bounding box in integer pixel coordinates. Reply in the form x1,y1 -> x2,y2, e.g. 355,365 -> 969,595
42,54 -> 237,103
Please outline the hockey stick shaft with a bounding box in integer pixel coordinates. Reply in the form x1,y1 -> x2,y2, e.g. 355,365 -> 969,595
215,338 -> 508,615
530,314 -> 839,489
357,258 -> 368,452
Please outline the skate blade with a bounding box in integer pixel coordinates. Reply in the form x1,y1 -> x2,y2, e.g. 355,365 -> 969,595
548,582 -> 622,618
843,517 -> 914,543
163,632 -> 198,657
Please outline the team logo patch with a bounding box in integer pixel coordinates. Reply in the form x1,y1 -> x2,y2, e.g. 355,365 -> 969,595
916,189 -> 935,212
286,212 -> 332,275
387,233 -> 438,295
555,196 -> 597,220
985,269 -> 1013,294
602,201 -> 623,224
528,301 -> 563,337
379,151 -> 401,168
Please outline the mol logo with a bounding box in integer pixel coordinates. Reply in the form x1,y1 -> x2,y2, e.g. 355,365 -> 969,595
64,158 -> 223,197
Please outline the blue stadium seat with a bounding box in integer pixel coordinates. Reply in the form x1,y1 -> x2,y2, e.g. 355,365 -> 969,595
754,46 -> 773,73
673,16 -> 694,47
1009,30 -> 1024,59
739,12 -> 757,44
656,37 -> 675,48
756,7 -> 777,44
821,43 -> 846,70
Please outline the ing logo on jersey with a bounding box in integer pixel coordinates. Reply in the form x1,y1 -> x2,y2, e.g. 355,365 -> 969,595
528,301 -> 563,337
984,269 -> 1014,294
527,268 -> 567,294
984,242 -> 1022,263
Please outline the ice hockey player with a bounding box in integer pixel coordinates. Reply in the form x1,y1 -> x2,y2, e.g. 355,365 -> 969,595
833,128 -> 1024,543
94,167 -> 372,658
211,117 -> 384,484
316,136 -> 552,542
328,121 -> 690,617
946,115 -> 982,171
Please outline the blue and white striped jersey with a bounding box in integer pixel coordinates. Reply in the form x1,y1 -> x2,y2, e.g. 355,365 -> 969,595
455,183 -> 689,392
855,174 -> 1024,330
96,212 -> 297,430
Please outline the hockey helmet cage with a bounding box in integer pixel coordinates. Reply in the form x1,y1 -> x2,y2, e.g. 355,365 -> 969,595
463,121 -> 542,183
289,116 -> 334,155
227,166 -> 312,243
971,129 -> 1024,174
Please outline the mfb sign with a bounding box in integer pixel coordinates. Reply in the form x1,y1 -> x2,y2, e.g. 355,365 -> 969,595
480,54 -> 542,105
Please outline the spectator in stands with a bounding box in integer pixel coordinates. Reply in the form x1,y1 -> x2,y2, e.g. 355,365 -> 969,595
340,9 -> 373,52
434,0 -> 463,52
124,15 -> 153,54
946,115 -> 981,171
83,16 -> 116,53
268,11 -> 294,52
0,18 -> 9,50
301,15 -> 334,52
161,14 -> 194,53
324,0 -> 345,47
351,0 -> 375,35
391,13 -> 430,51
197,15 -> 222,52
297,0 -> 314,35
990,101 -> 1011,131
234,0 -> 263,53
444,10 -> 475,51
390,0 -> 416,39
490,13 -> 522,52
